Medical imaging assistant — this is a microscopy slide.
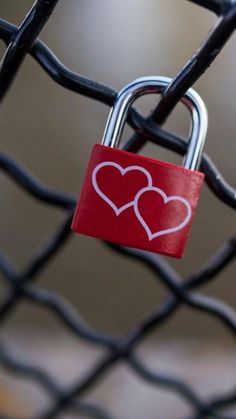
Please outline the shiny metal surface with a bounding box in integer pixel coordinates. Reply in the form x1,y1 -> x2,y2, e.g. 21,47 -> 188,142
102,76 -> 208,170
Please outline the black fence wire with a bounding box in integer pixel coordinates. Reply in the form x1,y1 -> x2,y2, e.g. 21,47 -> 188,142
0,1 -> 235,418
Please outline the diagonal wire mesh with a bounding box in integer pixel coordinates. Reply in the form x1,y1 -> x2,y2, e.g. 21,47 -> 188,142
0,0 -> 235,418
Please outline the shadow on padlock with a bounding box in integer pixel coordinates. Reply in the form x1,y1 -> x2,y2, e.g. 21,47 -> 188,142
72,76 -> 208,258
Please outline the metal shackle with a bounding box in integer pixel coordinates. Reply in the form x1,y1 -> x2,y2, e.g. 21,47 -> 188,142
102,76 -> 208,170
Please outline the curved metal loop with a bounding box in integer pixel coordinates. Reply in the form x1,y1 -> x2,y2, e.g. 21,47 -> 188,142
102,76 -> 208,171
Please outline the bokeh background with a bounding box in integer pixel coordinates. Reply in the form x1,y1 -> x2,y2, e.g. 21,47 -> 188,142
0,1 -> 235,418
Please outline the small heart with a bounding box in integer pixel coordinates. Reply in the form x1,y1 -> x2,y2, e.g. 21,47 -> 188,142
134,186 -> 192,240
92,161 -> 152,215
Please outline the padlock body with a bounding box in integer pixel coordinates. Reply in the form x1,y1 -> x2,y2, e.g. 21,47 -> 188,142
71,144 -> 204,258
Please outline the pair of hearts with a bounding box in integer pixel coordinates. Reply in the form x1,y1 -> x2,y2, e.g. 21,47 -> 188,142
92,161 -> 192,240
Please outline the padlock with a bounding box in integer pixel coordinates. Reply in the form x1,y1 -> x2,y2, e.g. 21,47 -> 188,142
71,76 -> 208,258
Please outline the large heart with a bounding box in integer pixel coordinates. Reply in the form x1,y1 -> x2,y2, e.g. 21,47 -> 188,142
92,161 -> 152,215
134,186 -> 192,240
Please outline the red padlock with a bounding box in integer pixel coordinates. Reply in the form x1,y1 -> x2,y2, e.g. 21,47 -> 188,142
71,76 -> 208,258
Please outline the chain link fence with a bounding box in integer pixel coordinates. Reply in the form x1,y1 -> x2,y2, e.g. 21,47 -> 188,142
0,1 -> 235,418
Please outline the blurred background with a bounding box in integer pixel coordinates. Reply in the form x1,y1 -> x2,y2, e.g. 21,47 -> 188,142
0,1 -> 235,418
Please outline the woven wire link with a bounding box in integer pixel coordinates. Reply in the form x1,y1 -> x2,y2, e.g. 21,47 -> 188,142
0,1 -> 235,418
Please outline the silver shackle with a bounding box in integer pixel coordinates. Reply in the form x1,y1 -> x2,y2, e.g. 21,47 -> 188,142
102,76 -> 208,170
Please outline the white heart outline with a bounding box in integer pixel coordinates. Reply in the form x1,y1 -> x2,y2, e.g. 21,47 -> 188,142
92,161 -> 152,216
134,186 -> 192,241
